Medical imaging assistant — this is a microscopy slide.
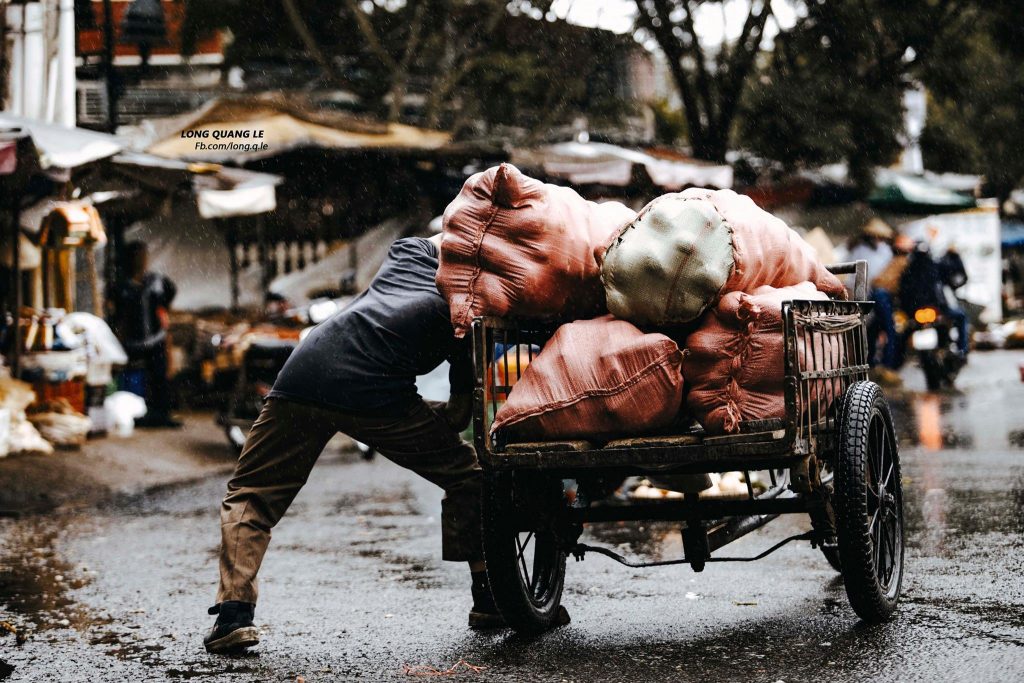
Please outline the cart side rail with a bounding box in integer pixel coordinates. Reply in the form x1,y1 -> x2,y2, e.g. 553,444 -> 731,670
783,297 -> 871,453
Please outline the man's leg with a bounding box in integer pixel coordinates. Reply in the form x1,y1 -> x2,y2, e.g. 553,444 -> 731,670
943,306 -> 970,357
339,401 -> 506,627
874,289 -> 900,369
139,345 -> 178,427
207,398 -> 343,653
341,400 -> 482,565
217,398 -> 341,605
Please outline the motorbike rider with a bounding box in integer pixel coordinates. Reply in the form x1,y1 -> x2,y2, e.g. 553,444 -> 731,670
204,233 -> 506,655
898,240 -> 970,360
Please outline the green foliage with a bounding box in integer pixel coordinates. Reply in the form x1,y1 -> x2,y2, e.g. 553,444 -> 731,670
737,0 -> 975,194
919,5 -> 1024,204
649,100 -> 687,146
181,0 -> 633,134
635,0 -> 772,162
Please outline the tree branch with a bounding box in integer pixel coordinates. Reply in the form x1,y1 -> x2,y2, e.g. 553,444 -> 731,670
423,0 -> 510,127
386,0 -> 428,121
342,0 -> 398,71
717,0 -> 773,146
280,0 -> 346,83
635,0 -> 706,147
679,0 -> 718,133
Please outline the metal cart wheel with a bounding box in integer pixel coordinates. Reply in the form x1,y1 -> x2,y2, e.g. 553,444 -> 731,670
834,381 -> 905,623
482,472 -> 567,634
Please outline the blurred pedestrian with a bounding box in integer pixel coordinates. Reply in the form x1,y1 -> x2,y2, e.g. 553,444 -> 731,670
109,241 -> 181,428
872,234 -> 915,377
849,218 -> 895,283
851,219 -> 897,377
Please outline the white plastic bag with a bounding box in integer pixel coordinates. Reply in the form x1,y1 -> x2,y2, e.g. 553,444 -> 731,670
104,391 -> 147,437
64,312 -> 129,365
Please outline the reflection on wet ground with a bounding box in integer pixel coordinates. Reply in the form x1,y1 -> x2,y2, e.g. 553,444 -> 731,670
0,519 -> 94,633
0,351 -> 1021,680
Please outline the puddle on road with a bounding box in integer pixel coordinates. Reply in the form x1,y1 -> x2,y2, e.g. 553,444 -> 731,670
353,548 -> 441,589
0,517 -> 95,634
0,516 -> 175,673
887,386 -> 1023,452
330,486 -> 419,518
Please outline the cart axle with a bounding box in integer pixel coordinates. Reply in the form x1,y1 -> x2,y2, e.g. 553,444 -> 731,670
570,531 -> 816,568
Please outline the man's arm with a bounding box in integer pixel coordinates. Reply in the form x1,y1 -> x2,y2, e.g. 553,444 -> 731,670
445,336 -> 475,432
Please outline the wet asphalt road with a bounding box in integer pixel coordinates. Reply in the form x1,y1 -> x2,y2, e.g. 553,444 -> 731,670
1,351 -> 1023,682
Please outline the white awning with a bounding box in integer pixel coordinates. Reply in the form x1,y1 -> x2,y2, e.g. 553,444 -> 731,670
0,114 -> 122,169
197,183 -> 277,218
512,141 -> 733,190
111,152 -> 281,218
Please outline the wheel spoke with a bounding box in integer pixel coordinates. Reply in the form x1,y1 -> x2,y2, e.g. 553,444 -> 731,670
881,461 -> 895,491
515,534 -> 531,587
868,507 -> 882,535
877,426 -> 888,485
871,419 -> 884,475
883,525 -> 896,584
529,556 -> 542,595
884,522 -> 897,564
874,522 -> 884,576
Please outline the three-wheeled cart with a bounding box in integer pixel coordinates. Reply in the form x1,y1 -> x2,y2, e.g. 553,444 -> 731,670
471,261 -> 904,633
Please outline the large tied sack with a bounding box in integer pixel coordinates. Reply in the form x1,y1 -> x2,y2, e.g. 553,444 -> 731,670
491,316 -> 684,441
683,282 -> 837,435
600,189 -> 845,326
437,164 -> 636,337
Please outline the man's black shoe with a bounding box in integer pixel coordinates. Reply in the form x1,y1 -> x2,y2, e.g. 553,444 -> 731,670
204,601 -> 260,654
469,572 -> 507,630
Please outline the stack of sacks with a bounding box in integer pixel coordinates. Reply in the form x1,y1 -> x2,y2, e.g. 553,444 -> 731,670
491,316 -> 684,441
600,188 -> 845,325
436,163 -> 635,337
683,282 -> 845,435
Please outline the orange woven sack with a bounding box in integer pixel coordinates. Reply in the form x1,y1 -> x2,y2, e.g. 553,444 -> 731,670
491,316 -> 684,441
437,163 -> 636,337
684,282 -> 833,435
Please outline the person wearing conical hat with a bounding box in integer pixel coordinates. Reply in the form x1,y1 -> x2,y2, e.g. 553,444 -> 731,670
850,218 -> 898,377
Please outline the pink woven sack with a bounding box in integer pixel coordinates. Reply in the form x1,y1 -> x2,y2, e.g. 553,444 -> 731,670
690,188 -> 847,298
492,316 -> 684,441
436,164 -> 636,337
684,282 -> 833,435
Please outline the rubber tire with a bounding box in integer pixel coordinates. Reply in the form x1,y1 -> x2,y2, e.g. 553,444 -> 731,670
482,472 -> 567,634
834,381 -> 905,623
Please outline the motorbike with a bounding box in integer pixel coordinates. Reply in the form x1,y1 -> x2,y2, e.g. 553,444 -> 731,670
901,294 -> 966,391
